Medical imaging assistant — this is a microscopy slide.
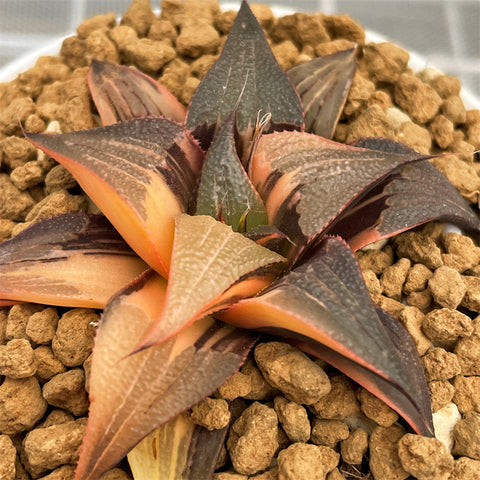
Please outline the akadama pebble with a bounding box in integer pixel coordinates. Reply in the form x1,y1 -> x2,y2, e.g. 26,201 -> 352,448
42,368 -> 89,416
0,377 -> 47,435
369,425 -> 408,480
227,402 -> 278,475
22,419 -> 86,477
449,457 -> 480,480
277,442 -> 339,480
274,396 -> 311,443
0,434 -> 16,480
428,266 -> 466,309
254,342 -> 331,405
0,338 -> 37,379
310,418 -> 349,448
452,412 -> 480,460
421,347 -> 461,382
452,376 -> 480,414
340,428 -> 369,465
397,433 -> 454,480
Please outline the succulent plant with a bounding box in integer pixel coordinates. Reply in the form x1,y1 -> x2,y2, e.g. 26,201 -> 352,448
1,2 -> 480,479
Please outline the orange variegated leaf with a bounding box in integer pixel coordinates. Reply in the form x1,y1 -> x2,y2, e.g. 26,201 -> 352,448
250,131 -> 430,253
75,269 -> 256,480
220,236 -> 433,437
0,213 -> 147,308
134,214 -> 286,352
25,118 -> 204,278
88,59 -> 186,125
329,139 -> 480,250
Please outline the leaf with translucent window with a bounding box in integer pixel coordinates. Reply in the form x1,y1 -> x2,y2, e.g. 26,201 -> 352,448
76,270 -> 256,480
186,0 -> 303,153
0,212 -> 147,308
250,131 -> 430,254
88,59 -> 186,125
288,48 -> 357,139
133,214 -> 286,352
195,112 -> 268,231
25,118 -> 204,277
220,236 -> 433,436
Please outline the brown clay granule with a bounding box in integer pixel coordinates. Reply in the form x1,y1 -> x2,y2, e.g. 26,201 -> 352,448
422,347 -> 461,381
429,380 -> 455,413
227,402 -> 278,475
452,412 -> 480,459
254,342 -> 331,405
357,388 -> 398,428
340,428 -> 368,465
189,397 -> 231,430
274,396 -> 311,443
450,457 -> 480,480
310,418 -> 349,448
452,376 -> 480,414
277,442 -> 339,480
397,433 -> 454,480
368,425 -> 408,480
422,308 -> 473,344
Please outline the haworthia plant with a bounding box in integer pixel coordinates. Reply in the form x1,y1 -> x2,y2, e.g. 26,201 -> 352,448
2,2 -> 480,479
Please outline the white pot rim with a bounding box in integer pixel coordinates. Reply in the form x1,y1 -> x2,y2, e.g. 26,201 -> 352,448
1,3 -> 478,110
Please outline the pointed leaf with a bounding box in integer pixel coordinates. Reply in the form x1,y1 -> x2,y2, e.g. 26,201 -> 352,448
25,118 -> 204,277
330,139 -> 480,249
75,270 -> 256,480
196,112 -> 268,231
220,236 -> 433,436
135,214 -> 286,351
0,213 -> 147,308
288,48 -> 357,139
290,303 -> 433,437
88,59 -> 186,125
185,0 -> 304,152
251,131 -> 430,249
127,413 -> 228,480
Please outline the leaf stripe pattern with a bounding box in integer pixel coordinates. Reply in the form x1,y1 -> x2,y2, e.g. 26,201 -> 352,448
329,139 -> 480,249
26,118 -> 204,277
186,1 -> 303,152
0,213 -> 148,308
88,59 -> 186,125
288,48 -> 357,139
76,270 -> 256,480
221,237 -> 434,436
133,214 -> 286,351
251,131 -> 430,249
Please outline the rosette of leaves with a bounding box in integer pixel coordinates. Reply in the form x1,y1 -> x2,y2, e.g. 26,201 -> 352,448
1,2 -> 479,479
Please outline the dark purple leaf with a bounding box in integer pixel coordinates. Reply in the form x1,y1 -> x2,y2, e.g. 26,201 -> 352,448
251,132 -> 430,257
88,59 -> 186,125
330,138 -> 480,249
288,48 -> 357,139
220,236 -> 434,436
186,0 -> 304,153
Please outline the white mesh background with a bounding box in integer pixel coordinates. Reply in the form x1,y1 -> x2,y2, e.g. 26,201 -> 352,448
0,0 -> 478,99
